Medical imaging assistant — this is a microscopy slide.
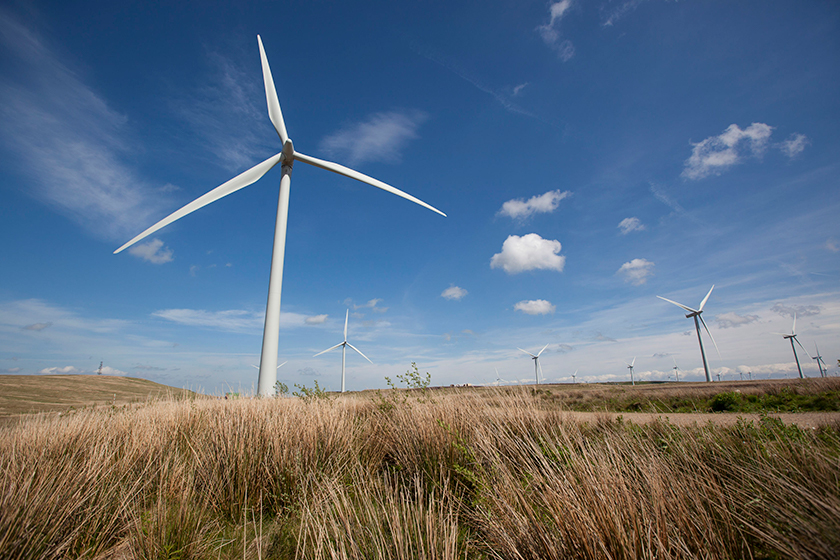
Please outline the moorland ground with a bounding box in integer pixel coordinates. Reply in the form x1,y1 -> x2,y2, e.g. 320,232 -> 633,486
1,376 -> 839,559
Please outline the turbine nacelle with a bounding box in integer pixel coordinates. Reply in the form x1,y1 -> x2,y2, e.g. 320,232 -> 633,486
281,138 -> 295,165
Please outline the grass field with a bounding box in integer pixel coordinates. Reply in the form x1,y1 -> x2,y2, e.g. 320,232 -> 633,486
0,375 -> 198,420
1,376 -> 839,559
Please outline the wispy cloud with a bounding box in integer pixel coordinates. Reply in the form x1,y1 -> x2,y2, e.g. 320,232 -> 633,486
498,190 -> 571,220
617,258 -> 655,285
319,111 -> 427,166
39,366 -> 81,374
151,308 -> 311,331
618,217 -> 646,235
128,239 -> 174,264
602,0 -> 650,27
715,312 -> 759,329
490,234 -> 566,274
514,299 -> 556,315
21,322 -> 52,331
0,12 -> 167,240
537,1 -> 576,61
441,286 -> 468,301
779,133 -> 809,158
826,238 -> 839,253
770,303 -> 820,319
682,123 -> 774,180
305,314 -> 328,325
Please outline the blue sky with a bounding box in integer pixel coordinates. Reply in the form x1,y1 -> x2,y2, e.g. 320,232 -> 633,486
1,0 -> 838,393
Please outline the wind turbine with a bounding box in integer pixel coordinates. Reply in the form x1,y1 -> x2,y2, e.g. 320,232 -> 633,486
811,343 -> 827,378
657,285 -> 720,382
625,357 -> 636,386
251,362 -> 287,370
672,358 -> 680,382
113,36 -> 445,396
518,344 -> 549,385
772,314 -> 807,379
314,310 -> 371,393
571,369 -> 577,384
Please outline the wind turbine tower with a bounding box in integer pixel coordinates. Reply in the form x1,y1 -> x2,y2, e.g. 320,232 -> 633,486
672,358 -> 680,382
113,36 -> 445,396
657,285 -> 720,382
625,357 -> 636,386
314,310 -> 371,393
812,343 -> 827,378
571,370 -> 577,384
518,344 -> 549,385
774,314 -> 807,379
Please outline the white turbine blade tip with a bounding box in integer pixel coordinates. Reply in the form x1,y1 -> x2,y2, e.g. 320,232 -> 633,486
346,342 -> 373,363
517,348 -> 536,358
656,296 -> 698,314
114,152 -> 283,254
257,35 -> 288,142
699,315 -> 721,358
698,285 -> 714,311
293,151 -> 446,217
314,342 -> 344,357
537,344 -> 550,357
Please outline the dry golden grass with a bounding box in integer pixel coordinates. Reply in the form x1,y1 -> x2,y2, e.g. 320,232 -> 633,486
1,387 -> 838,559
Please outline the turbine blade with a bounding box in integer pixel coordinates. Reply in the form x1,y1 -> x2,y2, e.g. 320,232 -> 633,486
277,361 -> 287,369
257,35 -> 288,143
293,151 -> 446,217
314,342 -> 344,357
698,285 -> 715,312
344,309 -> 349,342
793,336 -> 807,353
699,315 -> 721,358
251,364 -> 259,369
792,313 -> 797,335
114,152 -> 283,254
537,343 -> 550,357
517,348 -> 537,358
656,296 -> 698,314
631,356 -> 636,367
346,342 -> 373,363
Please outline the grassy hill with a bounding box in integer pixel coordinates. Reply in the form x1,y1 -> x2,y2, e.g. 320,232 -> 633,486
0,374 -> 198,419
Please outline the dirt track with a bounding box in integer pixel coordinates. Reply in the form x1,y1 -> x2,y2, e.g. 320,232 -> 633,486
561,411 -> 840,429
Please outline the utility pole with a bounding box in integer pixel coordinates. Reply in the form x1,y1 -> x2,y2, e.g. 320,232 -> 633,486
97,361 -> 103,375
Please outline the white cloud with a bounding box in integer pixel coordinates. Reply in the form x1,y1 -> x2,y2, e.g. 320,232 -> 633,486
682,123 -> 774,180
0,14 -> 166,240
498,190 -> 571,220
319,110 -> 427,166
618,217 -> 646,235
99,365 -> 128,376
1,367 -> 21,373
441,286 -> 468,301
128,239 -> 174,264
617,258 -> 655,285
537,1 -> 576,61
305,314 -> 328,325
826,238 -> 839,253
512,83 -> 529,96
39,366 -> 80,374
490,234 -> 566,274
602,0 -> 649,27
779,133 -> 809,158
715,312 -> 759,329
514,300 -> 556,315
22,322 -> 52,331
151,308 -> 311,331
771,303 -> 820,318
346,298 -> 388,313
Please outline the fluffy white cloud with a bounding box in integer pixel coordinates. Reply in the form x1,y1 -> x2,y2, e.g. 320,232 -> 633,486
128,239 -> 174,264
617,258 -> 655,285
441,286 -> 468,300
514,299 -> 556,315
716,312 -> 759,329
537,1 -> 576,61
320,110 -> 427,166
498,190 -> 571,220
305,314 -> 328,325
618,217 -> 646,235
99,365 -> 128,376
682,123 -> 774,180
779,133 -> 809,158
39,366 -> 80,374
490,234 -> 565,274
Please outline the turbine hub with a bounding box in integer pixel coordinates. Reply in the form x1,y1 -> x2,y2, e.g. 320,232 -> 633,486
281,138 -> 295,165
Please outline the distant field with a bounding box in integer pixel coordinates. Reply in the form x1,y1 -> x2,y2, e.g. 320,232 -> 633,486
0,374 -> 198,419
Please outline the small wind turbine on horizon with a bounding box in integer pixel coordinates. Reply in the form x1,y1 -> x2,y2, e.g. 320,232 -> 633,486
314,310 -> 371,393
811,343 -> 828,378
113,36 -> 445,396
571,369 -> 577,384
657,285 -> 720,382
773,314 -> 808,379
625,357 -> 636,385
672,358 -> 680,382
518,344 -> 549,385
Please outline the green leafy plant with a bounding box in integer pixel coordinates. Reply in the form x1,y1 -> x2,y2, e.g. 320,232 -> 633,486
274,380 -> 289,397
292,380 -> 331,403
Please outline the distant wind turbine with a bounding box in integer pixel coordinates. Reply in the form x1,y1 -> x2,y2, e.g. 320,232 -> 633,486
113,35 -> 445,397
314,310 -> 371,393
657,285 -> 720,382
571,369 -> 577,384
625,357 -> 636,385
672,358 -> 680,382
811,343 -> 827,378
773,314 -> 807,379
518,344 -> 549,385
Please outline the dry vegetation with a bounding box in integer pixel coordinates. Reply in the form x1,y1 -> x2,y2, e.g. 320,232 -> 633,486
1,383 -> 839,559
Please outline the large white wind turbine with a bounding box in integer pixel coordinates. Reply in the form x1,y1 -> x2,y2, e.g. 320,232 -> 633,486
657,285 -> 720,382
314,310 -> 371,393
625,357 -> 636,386
518,344 -> 549,385
114,36 -> 445,396
773,314 -> 807,379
